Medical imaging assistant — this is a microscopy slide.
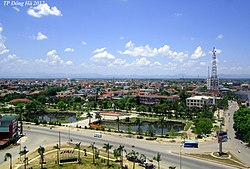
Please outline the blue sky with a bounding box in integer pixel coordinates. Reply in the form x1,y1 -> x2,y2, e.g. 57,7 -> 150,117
0,0 -> 250,77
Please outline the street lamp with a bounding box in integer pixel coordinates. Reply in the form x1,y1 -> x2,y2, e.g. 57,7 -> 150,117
68,125 -> 71,143
180,144 -> 183,169
59,131 -> 61,148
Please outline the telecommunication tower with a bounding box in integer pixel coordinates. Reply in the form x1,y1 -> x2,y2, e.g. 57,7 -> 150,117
207,47 -> 219,91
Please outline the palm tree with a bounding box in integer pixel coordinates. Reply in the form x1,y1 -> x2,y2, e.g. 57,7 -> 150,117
4,153 -> 12,169
153,152 -> 161,169
103,143 -> 113,166
113,148 -> 121,161
86,112 -> 93,125
83,149 -> 87,156
88,142 -> 96,164
74,142 -> 81,163
20,146 -> 28,169
95,112 -> 102,124
53,144 -> 60,165
139,153 -> 146,164
117,145 -> 125,168
116,116 -> 120,132
128,150 -> 139,169
37,146 -> 45,169
159,117 -> 166,138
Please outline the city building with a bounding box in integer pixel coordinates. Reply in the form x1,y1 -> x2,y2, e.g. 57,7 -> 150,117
0,115 -> 18,140
186,96 -> 218,108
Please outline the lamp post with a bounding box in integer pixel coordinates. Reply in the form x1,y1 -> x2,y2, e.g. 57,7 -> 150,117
68,125 -> 71,143
59,131 -> 61,148
180,144 -> 183,169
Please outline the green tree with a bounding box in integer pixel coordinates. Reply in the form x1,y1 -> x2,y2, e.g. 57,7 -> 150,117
95,112 -> 102,124
169,126 -> 175,141
159,117 -> 166,138
37,146 -> 45,169
88,142 -> 96,164
86,112 -> 93,125
103,143 -> 113,166
153,152 -> 162,169
57,100 -> 67,111
117,145 -> 125,168
74,142 -> 81,163
233,108 -> 250,141
244,131 -> 250,144
194,118 -> 213,135
147,124 -> 155,137
53,144 -> 60,165
4,153 -> 12,169
127,150 -> 139,169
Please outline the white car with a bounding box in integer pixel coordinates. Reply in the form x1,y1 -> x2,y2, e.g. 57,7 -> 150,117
94,133 -> 102,138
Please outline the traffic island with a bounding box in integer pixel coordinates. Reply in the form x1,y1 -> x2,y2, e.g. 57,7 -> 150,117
182,152 -> 249,168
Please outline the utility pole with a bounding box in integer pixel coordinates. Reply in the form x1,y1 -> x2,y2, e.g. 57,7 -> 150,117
59,131 -> 61,148
180,145 -> 182,169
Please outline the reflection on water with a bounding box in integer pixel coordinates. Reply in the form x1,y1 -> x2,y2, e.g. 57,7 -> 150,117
27,113 -> 77,123
102,121 -> 184,134
39,115 -> 76,123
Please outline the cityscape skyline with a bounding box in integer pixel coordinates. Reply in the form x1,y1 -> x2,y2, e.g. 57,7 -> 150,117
0,0 -> 250,78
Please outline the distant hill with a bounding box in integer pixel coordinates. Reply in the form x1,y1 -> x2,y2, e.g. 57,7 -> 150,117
0,72 -> 250,79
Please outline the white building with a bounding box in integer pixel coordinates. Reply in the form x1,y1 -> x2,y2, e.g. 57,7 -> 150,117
186,96 -> 217,108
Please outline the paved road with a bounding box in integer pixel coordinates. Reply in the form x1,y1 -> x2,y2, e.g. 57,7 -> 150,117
0,125 -> 235,169
223,101 -> 250,166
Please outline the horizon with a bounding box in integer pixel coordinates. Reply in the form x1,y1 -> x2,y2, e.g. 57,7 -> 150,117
1,0 -> 250,77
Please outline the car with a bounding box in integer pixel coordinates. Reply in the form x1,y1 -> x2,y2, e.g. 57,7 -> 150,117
94,133 -> 102,138
137,135 -> 144,139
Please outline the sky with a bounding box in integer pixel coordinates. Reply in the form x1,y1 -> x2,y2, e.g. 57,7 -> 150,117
0,0 -> 250,78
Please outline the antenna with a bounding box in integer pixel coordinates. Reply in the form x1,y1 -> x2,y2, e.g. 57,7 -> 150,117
210,47 -> 219,91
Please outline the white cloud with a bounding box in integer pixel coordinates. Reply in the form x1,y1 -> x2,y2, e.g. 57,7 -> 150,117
120,41 -> 188,62
200,62 -> 208,66
120,36 -> 125,40
35,32 -> 48,40
35,58 -> 48,64
65,60 -> 73,65
93,47 -> 106,53
7,54 -> 17,60
121,41 -> 158,57
153,61 -> 161,66
0,25 -> 9,55
163,62 -> 177,71
47,50 -> 60,60
183,60 -> 197,67
13,7 -> 20,12
113,59 -> 126,65
92,51 -> 115,61
82,41 -> 87,45
64,48 -> 74,52
37,51 -> 73,66
27,3 -> 62,18
216,34 -> 224,39
191,46 -> 206,59
16,59 -> 28,64
129,57 -> 150,66
125,41 -> 134,48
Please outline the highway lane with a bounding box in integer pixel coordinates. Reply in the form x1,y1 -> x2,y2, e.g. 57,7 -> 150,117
1,125 -> 235,169
224,101 -> 250,166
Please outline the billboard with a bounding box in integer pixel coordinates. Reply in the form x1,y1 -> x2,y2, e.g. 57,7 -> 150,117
218,135 -> 228,143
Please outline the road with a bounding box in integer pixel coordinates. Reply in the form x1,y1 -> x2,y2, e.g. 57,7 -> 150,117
0,125 -> 235,169
223,101 -> 250,166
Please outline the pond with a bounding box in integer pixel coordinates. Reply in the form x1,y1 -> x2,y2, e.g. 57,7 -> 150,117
101,121 -> 184,134
26,112 -> 77,123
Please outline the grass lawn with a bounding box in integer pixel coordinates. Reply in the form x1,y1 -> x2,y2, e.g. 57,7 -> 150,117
185,152 -> 247,168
